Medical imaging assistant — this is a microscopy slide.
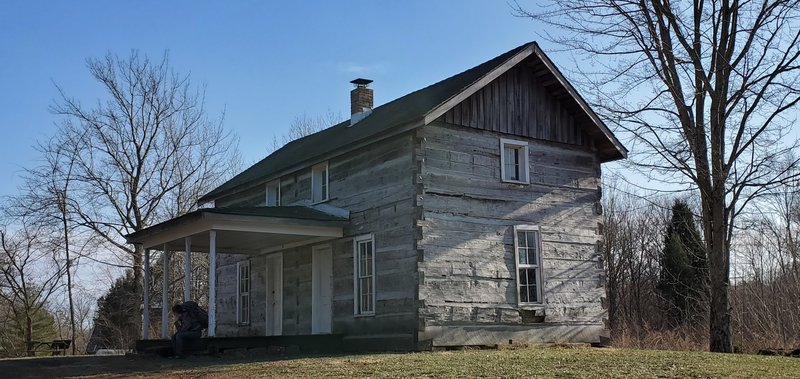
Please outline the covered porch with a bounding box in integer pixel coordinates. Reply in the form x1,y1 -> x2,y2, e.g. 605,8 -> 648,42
125,206 -> 348,339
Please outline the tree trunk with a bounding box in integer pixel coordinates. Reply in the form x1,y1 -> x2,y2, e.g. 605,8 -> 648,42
25,313 -> 33,357
63,215 -> 76,355
708,192 -> 733,352
133,243 -> 144,338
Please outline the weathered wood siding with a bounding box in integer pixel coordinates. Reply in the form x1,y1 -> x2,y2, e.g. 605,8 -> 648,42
442,64 -> 589,147
317,133 -> 419,349
215,253 -> 267,336
213,133 -> 419,350
216,184 -> 266,208
416,122 -> 605,347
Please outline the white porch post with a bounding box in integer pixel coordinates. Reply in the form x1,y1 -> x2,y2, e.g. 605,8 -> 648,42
208,230 -> 217,337
142,248 -> 150,340
184,237 -> 192,302
161,245 -> 170,339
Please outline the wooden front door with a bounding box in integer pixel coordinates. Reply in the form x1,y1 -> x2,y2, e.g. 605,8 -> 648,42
265,253 -> 283,336
311,245 -> 333,334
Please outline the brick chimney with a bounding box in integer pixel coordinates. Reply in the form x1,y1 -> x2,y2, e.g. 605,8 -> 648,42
350,78 -> 373,126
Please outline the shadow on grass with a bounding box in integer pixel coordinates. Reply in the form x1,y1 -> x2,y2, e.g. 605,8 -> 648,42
0,352 -> 351,379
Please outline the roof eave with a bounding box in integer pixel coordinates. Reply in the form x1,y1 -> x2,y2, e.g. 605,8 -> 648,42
423,43 -> 537,125
528,44 -> 628,161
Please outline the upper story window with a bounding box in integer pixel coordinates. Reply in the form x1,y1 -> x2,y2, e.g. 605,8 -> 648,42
237,260 -> 251,325
500,138 -> 530,184
266,179 -> 281,206
514,225 -> 543,305
353,234 -> 375,316
312,162 -> 329,203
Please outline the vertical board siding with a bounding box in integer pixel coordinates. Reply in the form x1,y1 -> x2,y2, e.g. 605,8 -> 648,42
443,64 -> 588,147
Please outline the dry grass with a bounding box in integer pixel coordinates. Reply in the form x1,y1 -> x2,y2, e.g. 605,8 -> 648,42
5,345 -> 800,378
614,328 -> 709,351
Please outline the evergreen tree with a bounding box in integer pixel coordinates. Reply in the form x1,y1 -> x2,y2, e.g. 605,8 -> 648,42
0,296 -> 57,357
658,200 -> 708,326
91,271 -> 139,350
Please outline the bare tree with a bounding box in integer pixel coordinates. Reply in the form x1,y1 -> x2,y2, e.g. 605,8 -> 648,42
729,179 -> 800,351
7,135 -> 87,354
271,110 -> 343,152
0,221 -> 64,356
602,184 -> 674,344
515,0 -> 800,352
48,51 -> 240,333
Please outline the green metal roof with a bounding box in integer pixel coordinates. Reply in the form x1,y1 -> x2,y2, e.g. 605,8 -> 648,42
199,41 -> 627,204
125,206 -> 347,244
198,43 -> 530,204
202,206 -> 347,221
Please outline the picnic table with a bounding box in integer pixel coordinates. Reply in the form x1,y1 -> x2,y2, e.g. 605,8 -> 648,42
29,339 -> 72,356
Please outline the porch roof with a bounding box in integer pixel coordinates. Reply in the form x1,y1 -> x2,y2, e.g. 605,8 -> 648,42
125,206 -> 348,252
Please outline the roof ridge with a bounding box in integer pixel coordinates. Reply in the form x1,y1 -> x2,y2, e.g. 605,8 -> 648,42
198,40 -> 626,204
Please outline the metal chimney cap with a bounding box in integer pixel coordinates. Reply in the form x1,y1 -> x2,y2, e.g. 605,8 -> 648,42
350,78 -> 373,87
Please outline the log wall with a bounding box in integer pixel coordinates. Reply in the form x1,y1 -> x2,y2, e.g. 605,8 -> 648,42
415,122 -> 606,347
213,133 -> 419,350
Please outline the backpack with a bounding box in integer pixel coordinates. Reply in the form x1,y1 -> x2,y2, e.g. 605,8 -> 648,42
182,301 -> 209,330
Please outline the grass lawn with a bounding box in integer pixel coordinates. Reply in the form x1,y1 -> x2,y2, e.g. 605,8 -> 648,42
5,346 -> 800,378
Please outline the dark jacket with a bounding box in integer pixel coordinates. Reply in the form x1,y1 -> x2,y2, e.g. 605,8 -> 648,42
175,310 -> 202,333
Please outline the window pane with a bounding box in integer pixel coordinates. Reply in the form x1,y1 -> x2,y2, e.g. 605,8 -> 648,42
517,231 -> 528,248
526,249 -> 535,266
520,285 -> 529,303
504,147 -> 517,180
267,184 -> 279,206
529,271 -> 538,302
504,146 -> 514,165
527,231 -> 537,250
322,167 -> 328,199
519,269 -> 528,284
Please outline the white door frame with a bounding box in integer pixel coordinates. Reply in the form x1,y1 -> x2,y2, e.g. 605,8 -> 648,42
311,244 -> 333,334
265,252 -> 283,336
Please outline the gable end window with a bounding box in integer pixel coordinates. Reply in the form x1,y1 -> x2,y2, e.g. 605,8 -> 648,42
514,225 -> 543,305
500,138 -> 530,184
312,162 -> 329,203
353,234 -> 375,316
266,179 -> 281,206
236,260 -> 251,325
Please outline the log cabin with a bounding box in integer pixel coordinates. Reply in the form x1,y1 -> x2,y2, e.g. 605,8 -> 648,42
127,41 -> 627,352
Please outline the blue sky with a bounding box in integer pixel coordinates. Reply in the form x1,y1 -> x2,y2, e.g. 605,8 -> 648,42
0,1 -> 557,198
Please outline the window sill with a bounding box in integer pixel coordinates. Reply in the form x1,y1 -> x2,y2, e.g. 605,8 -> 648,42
353,312 -> 375,318
502,179 -> 529,185
518,304 -> 545,310
311,198 -> 330,205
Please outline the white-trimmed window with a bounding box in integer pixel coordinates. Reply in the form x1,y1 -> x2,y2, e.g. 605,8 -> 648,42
353,234 -> 375,315
514,226 -> 543,304
266,179 -> 281,206
500,138 -> 530,183
237,260 -> 251,325
312,162 -> 329,203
